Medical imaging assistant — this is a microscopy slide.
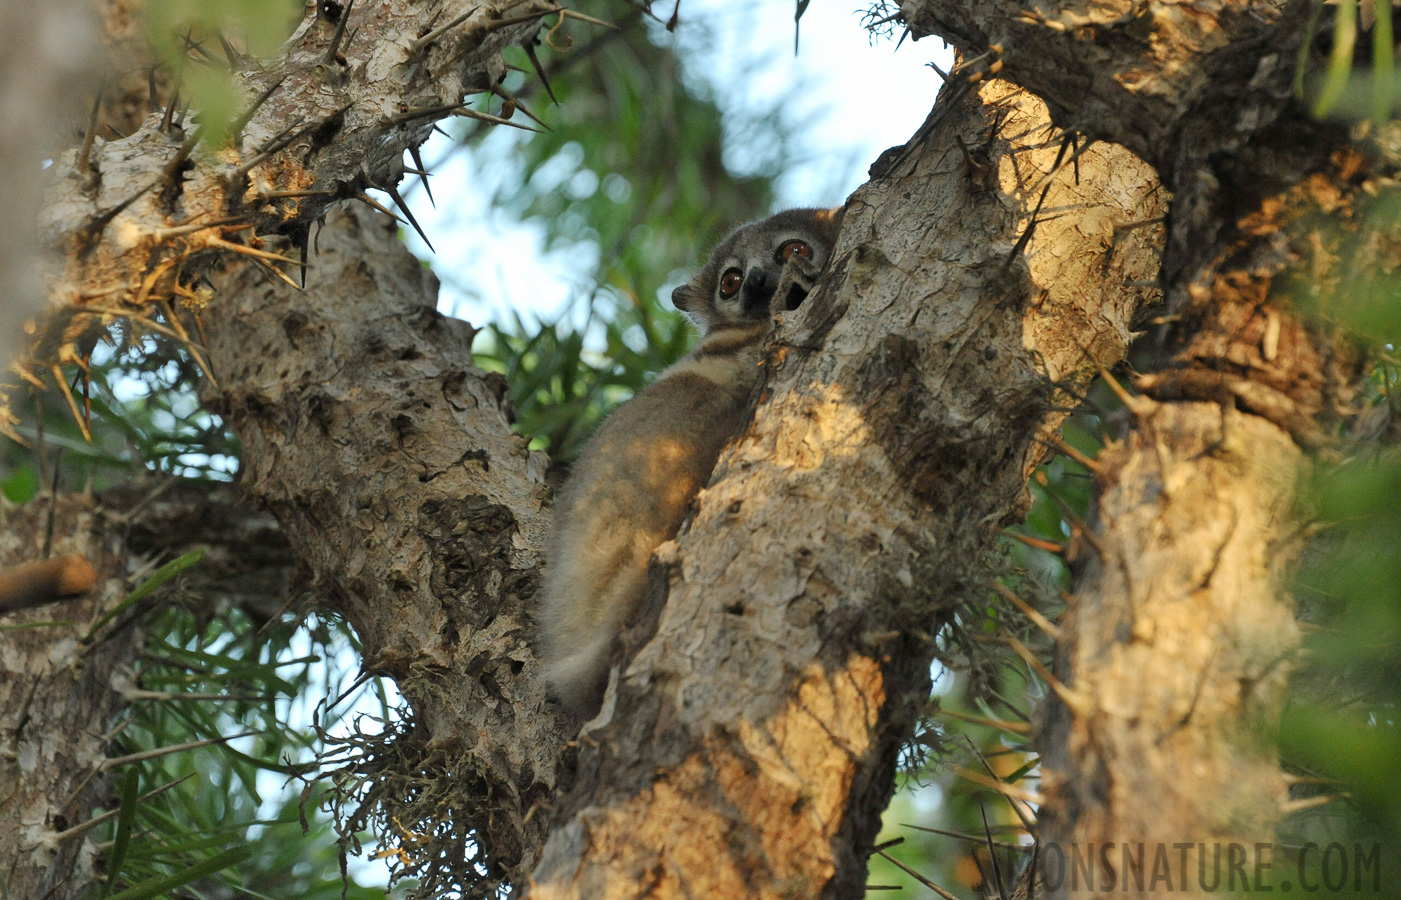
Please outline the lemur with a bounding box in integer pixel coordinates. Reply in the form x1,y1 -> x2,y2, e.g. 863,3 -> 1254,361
537,207 -> 845,716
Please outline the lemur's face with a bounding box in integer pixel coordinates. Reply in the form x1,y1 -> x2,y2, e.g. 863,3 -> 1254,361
672,207 -> 844,332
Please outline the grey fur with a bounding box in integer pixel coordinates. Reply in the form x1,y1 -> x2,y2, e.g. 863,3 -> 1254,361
538,207 -> 844,716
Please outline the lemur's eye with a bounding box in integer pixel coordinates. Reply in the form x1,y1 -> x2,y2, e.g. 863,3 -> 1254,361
719,269 -> 744,298
778,240 -> 812,262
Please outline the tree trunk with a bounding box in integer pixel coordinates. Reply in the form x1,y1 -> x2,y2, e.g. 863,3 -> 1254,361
898,1 -> 1368,896
200,205 -> 562,891
529,78 -> 1163,899
1039,404 -> 1304,897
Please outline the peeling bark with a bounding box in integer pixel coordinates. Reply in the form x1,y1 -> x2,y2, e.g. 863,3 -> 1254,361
530,80 -> 1162,900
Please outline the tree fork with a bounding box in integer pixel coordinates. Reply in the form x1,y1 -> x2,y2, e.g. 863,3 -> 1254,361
529,79 -> 1163,900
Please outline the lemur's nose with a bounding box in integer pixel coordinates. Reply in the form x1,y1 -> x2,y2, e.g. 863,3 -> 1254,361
741,266 -> 776,315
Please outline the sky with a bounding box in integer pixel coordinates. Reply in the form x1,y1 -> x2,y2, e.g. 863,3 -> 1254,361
384,0 -> 952,329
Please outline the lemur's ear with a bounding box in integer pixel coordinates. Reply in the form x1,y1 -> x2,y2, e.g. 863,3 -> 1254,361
671,284 -> 697,312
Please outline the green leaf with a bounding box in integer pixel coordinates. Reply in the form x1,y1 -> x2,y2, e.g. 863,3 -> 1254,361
1,464 -> 40,503
103,845 -> 252,900
103,769 -> 142,896
1313,0 -> 1359,118
85,548 -> 205,642
1372,0 -> 1395,122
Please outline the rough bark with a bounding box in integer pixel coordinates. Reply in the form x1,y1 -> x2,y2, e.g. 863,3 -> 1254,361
200,204 -> 559,890
0,0 -> 103,391
19,0 -> 555,418
897,1 -> 1371,894
0,480 -> 292,900
1039,404 -> 1303,897
529,79 -> 1163,900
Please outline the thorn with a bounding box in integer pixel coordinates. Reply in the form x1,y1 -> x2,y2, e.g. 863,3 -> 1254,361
1006,633 -> 1089,715
454,105 -> 543,132
228,76 -> 285,146
76,81 -> 105,180
1281,793 -> 1348,814
992,582 -> 1060,640
324,0 -> 355,64
182,31 -> 221,67
432,124 -> 452,139
1034,431 -> 1102,474
81,180 -> 156,242
100,731 -> 260,769
160,83 -> 182,135
558,8 -> 618,29
391,102 -> 461,125
900,824 -> 1027,850
482,7 -> 559,35
386,185 -> 434,252
875,851 -> 962,900
218,33 -> 244,69
161,125 -> 204,184
950,45 -> 1002,76
149,215 -> 246,242
490,83 -> 549,129
408,4 -> 478,54
981,803 -> 1009,900
1075,338 -> 1151,416
251,256 -> 305,291
954,766 -> 1044,806
936,706 -> 1032,734
391,102 -> 542,132
353,191 -> 408,228
230,119 -> 319,183
408,146 -> 435,207
1032,468 -> 1108,561
206,236 -> 303,267
147,67 -> 160,114
50,365 -> 91,442
1005,530 -> 1064,555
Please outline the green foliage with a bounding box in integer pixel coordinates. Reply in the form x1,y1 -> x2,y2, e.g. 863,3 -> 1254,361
0,331 -> 239,496
1282,451 -> 1401,891
98,602 -> 390,899
459,0 -> 796,459
1300,0 -> 1399,123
